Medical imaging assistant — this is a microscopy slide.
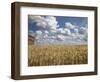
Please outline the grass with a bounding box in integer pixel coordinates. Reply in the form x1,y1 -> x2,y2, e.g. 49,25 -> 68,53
28,44 -> 88,66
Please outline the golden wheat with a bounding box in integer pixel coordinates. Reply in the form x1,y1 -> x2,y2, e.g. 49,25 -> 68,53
28,44 -> 87,66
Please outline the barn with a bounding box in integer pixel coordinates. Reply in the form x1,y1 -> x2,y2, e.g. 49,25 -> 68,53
28,35 -> 35,45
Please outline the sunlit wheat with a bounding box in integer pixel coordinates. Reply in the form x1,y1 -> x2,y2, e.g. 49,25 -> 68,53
28,45 -> 87,66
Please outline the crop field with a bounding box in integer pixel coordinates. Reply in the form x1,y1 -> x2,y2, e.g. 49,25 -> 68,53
28,44 -> 88,66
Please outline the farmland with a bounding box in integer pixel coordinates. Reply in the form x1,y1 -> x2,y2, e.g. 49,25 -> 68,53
28,44 -> 88,66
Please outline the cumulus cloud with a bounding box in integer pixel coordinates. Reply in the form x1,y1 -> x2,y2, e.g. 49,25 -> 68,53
50,36 -> 56,39
56,34 -> 66,41
56,28 -> 71,36
29,15 -> 58,30
42,30 -> 49,38
45,16 -> 59,30
35,30 -> 42,35
50,29 -> 57,34
57,28 -> 65,34
29,16 -> 47,29
79,27 -> 87,34
73,28 -> 79,34
44,30 -> 49,34
36,21 -> 47,28
35,30 -> 43,40
65,22 -> 75,29
64,28 -> 71,35
35,30 -> 50,40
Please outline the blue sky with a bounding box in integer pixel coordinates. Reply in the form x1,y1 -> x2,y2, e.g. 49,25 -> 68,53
28,15 -> 88,45
56,16 -> 87,27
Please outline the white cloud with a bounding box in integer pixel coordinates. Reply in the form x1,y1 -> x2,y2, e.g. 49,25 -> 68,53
45,16 -> 59,30
56,34 -> 66,41
50,29 -> 57,34
44,30 -> 49,34
36,21 -> 47,28
73,28 -> 79,34
56,28 -> 71,36
35,30 -> 49,40
79,27 -> 87,34
35,30 -> 42,35
64,28 -> 71,35
29,15 -> 58,30
50,36 -> 56,39
35,30 -> 43,40
43,34 -> 48,38
65,22 -> 75,29
42,30 -> 49,38
29,15 -> 44,22
57,28 -> 65,34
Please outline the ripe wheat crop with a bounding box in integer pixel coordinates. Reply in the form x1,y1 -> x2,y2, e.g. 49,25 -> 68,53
28,44 -> 87,66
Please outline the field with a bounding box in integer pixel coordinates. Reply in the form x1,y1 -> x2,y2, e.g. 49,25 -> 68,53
28,44 -> 88,66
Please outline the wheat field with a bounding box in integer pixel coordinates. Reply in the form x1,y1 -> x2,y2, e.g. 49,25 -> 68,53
28,44 -> 87,66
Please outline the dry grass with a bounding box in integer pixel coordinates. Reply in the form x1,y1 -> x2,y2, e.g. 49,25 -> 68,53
28,44 -> 88,66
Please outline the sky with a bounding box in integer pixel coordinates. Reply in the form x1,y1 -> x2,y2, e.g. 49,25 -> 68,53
28,15 -> 88,45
